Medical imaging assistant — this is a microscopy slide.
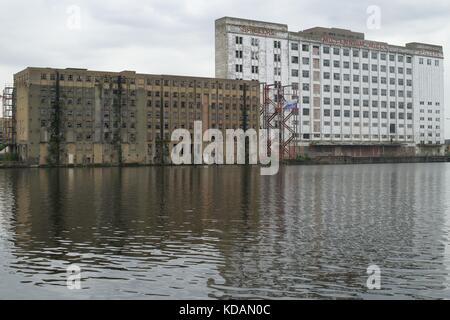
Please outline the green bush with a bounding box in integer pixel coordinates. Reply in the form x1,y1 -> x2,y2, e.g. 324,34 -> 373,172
295,154 -> 311,162
0,152 -> 18,162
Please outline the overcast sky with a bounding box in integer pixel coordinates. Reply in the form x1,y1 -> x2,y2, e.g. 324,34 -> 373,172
0,0 -> 448,138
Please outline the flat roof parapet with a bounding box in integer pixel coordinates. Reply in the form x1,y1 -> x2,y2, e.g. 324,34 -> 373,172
406,42 -> 443,53
301,27 -> 365,40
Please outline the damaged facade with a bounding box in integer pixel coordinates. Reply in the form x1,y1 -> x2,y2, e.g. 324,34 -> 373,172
14,68 -> 259,165
215,17 -> 445,156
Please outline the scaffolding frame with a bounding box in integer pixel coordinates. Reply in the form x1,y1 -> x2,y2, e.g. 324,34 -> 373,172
261,83 -> 299,160
1,86 -> 16,147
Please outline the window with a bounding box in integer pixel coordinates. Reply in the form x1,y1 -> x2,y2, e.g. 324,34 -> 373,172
291,56 -> 299,64
302,44 -> 309,51
235,36 -> 243,44
291,42 -> 298,50
251,38 -> 259,46
251,66 -> 259,74
302,57 -> 310,65
274,40 -> 281,49
291,69 -> 299,77
333,47 -> 340,55
323,46 -> 330,54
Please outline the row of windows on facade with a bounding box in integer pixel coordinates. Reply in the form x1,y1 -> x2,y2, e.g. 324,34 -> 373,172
303,108 -> 414,120
299,123 -> 415,134
39,101 -> 258,116
294,87 -> 413,98
287,86 -> 414,99
291,71 -> 413,85
41,112 -> 257,129
40,73 -> 137,83
40,132 -> 438,143
39,73 -> 256,90
298,134 -> 418,140
299,58 -> 414,73
236,52 -> 431,72
290,67 -> 412,77
302,71 -> 412,83
144,90 -> 256,100
40,95 -> 257,108
317,113 -> 441,123
238,65 -> 414,79
292,82 -> 413,94
235,36 -> 438,64
298,121 -> 430,130
321,97 -> 414,107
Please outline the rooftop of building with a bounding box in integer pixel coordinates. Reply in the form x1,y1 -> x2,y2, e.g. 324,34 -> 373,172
216,16 -> 443,57
14,67 -> 259,85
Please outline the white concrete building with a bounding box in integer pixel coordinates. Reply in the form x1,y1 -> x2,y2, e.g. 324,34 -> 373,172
215,17 -> 444,149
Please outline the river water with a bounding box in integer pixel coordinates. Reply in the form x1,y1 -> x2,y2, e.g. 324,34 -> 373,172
1,164 -> 450,299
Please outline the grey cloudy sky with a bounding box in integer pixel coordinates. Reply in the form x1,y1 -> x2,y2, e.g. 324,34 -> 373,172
0,0 -> 449,137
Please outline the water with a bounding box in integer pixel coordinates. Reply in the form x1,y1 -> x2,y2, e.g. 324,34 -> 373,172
1,164 -> 450,299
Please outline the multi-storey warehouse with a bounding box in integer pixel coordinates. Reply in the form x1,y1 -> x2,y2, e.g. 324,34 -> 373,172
215,17 -> 445,156
14,67 -> 260,165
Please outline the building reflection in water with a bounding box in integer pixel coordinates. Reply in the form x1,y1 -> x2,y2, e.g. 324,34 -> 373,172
1,164 -> 450,298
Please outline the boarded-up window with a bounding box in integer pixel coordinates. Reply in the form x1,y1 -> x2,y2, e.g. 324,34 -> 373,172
313,71 -> 320,81
313,58 -> 320,69
313,97 -> 321,108
313,84 -> 321,94
314,109 -> 321,120
314,121 -> 321,132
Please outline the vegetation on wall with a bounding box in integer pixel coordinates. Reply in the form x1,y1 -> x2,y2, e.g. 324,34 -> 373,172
47,72 -> 62,165
111,75 -> 123,165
